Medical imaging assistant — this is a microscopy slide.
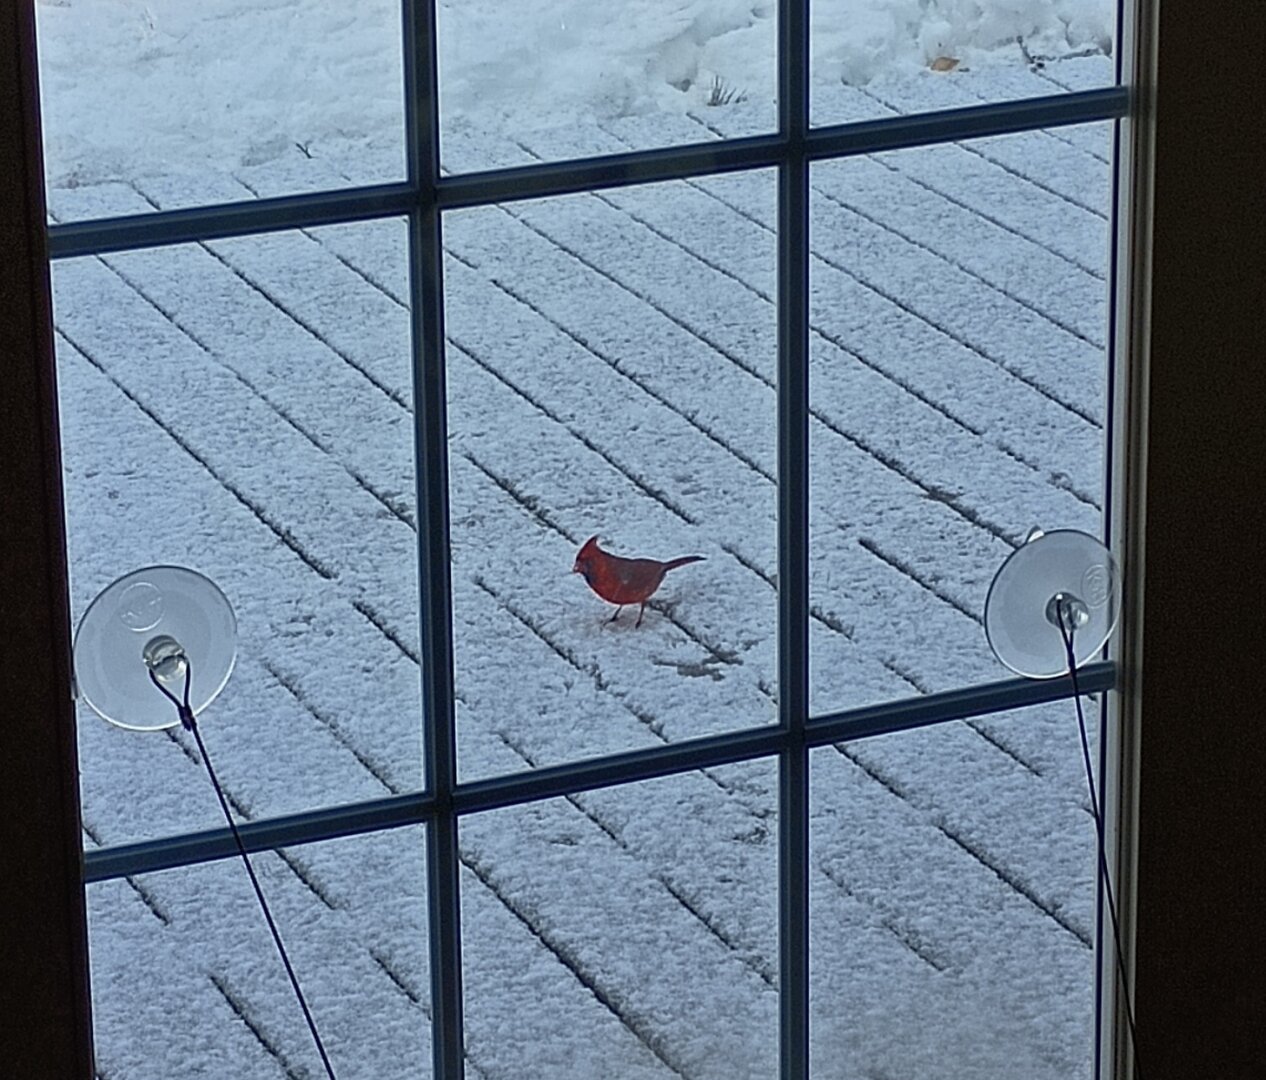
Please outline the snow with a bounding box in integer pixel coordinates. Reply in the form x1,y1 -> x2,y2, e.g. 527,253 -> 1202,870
35,2 -> 1118,1079
34,0 -> 1114,192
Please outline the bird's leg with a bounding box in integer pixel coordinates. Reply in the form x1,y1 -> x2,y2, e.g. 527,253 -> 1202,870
608,606 -> 623,624
635,602 -> 646,628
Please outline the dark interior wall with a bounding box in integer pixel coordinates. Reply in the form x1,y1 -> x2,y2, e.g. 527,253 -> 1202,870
0,3 -> 95,1077
1,1 -> 1263,1077
1134,1 -> 1266,1077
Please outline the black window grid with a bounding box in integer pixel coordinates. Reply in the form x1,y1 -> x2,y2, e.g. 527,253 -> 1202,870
52,2 -> 1130,1077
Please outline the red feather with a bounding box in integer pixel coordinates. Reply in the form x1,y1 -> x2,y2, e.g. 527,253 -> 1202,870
572,536 -> 704,627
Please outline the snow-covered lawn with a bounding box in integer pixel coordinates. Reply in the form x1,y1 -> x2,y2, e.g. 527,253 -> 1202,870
40,3 -> 1117,1077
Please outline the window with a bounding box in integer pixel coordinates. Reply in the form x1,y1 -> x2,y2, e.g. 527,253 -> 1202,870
35,2 -> 1136,1078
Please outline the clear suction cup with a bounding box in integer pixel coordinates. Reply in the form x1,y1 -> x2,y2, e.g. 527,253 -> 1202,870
73,566 -> 237,730
984,529 -> 1120,679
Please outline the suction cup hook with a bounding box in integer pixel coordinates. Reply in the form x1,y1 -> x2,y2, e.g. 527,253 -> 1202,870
73,566 -> 237,730
984,529 -> 1120,679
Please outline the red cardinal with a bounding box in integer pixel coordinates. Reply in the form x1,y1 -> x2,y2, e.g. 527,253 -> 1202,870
572,535 -> 705,627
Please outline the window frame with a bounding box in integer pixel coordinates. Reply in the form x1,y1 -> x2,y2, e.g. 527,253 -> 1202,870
8,1 -> 1175,1078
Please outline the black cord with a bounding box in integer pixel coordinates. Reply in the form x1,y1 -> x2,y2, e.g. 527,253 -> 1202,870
148,665 -> 338,1080
1055,615 -> 1141,1080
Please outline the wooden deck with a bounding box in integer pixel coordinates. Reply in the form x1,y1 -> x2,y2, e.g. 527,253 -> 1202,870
54,60 -> 1113,1080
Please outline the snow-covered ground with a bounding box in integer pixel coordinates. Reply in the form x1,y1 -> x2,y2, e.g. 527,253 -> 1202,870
35,0 -> 1114,195
38,3 -> 1117,1078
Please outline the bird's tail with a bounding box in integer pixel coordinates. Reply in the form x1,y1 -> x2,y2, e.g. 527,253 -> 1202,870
663,555 -> 705,572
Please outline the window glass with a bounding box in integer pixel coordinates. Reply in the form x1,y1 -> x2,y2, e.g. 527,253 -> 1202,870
35,2 -> 1128,1075
52,213 -> 423,841
810,699 -> 1100,1078
445,172 -> 780,782
437,1 -> 778,174
86,826 -> 431,1079
808,123 -> 1112,716
461,761 -> 778,1079
35,0 -> 406,220
811,0 -> 1117,128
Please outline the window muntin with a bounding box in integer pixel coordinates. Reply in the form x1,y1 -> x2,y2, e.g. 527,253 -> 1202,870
40,2 -> 1129,1077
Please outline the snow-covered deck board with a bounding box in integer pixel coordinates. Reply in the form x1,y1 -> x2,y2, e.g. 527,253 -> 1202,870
54,61 -> 1110,1080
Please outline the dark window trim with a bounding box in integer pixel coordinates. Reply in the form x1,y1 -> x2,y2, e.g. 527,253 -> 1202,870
0,4 -> 94,1077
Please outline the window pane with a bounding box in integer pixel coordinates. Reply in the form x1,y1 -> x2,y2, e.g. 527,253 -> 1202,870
810,1 -> 1118,128
807,122 -> 1112,715
810,698 -> 1100,1077
51,204 -> 423,842
437,2 -> 777,174
461,761 -> 778,1079
445,171 -> 781,782
86,826 -> 430,1079
35,1 -> 406,221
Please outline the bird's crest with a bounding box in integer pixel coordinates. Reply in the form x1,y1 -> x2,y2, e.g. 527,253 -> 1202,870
573,535 -> 602,576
